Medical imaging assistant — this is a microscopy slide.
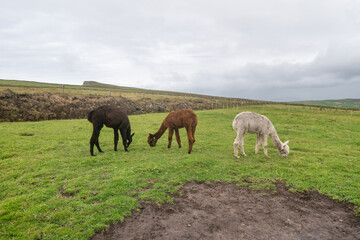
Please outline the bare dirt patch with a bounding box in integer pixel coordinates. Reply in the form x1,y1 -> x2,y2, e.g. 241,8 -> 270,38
92,182 -> 360,240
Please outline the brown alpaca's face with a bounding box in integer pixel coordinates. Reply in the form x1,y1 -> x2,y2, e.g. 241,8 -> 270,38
147,134 -> 157,147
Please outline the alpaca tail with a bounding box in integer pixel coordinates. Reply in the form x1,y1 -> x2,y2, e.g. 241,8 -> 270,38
87,110 -> 94,123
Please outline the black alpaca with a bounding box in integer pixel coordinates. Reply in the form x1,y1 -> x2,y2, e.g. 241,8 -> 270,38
88,106 -> 135,156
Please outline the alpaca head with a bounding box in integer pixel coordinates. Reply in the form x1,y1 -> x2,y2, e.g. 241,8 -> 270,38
280,140 -> 290,157
147,134 -> 157,147
127,132 -> 135,148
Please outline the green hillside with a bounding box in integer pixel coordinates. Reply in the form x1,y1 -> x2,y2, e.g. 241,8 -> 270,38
294,99 -> 360,110
0,79 -> 232,99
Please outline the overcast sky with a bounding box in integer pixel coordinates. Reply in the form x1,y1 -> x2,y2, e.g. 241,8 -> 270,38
1,0 -> 360,101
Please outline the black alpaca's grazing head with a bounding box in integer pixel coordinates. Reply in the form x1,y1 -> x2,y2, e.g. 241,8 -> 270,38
126,130 -> 135,148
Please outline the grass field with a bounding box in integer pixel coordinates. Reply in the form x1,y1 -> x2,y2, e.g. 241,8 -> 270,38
1,105 -> 360,239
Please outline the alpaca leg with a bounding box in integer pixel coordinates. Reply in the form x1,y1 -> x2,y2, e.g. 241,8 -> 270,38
192,125 -> 196,143
186,127 -> 195,154
175,129 -> 182,148
255,134 -> 261,154
95,139 -> 103,153
261,134 -> 269,157
90,131 -> 96,156
189,127 -> 196,153
168,128 -> 174,148
239,133 -> 247,157
233,136 -> 241,159
120,129 -> 129,152
113,128 -> 120,151
95,125 -> 104,153
90,126 -> 103,156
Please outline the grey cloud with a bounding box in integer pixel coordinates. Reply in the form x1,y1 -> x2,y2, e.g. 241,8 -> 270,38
160,42 -> 360,100
1,1 -> 360,100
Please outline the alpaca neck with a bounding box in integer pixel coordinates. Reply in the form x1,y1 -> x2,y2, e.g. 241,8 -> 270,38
269,131 -> 283,152
154,122 -> 168,139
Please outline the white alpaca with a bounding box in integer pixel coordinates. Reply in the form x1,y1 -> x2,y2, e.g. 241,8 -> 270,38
232,112 -> 290,158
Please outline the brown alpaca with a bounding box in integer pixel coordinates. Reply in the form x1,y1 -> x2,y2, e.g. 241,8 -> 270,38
147,109 -> 198,154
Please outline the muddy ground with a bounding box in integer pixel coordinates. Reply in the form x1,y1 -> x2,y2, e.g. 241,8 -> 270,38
92,182 -> 360,240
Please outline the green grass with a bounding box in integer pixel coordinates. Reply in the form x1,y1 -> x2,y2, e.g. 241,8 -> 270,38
1,105 -> 360,239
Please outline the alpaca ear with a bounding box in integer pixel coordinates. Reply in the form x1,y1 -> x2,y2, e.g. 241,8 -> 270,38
131,133 -> 135,137
281,140 -> 289,149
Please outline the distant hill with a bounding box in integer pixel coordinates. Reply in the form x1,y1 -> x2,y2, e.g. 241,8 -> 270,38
0,79 -> 164,94
81,81 -> 220,97
82,81 -> 146,92
294,99 -> 360,109
0,79 -> 237,98
0,79 -> 267,121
